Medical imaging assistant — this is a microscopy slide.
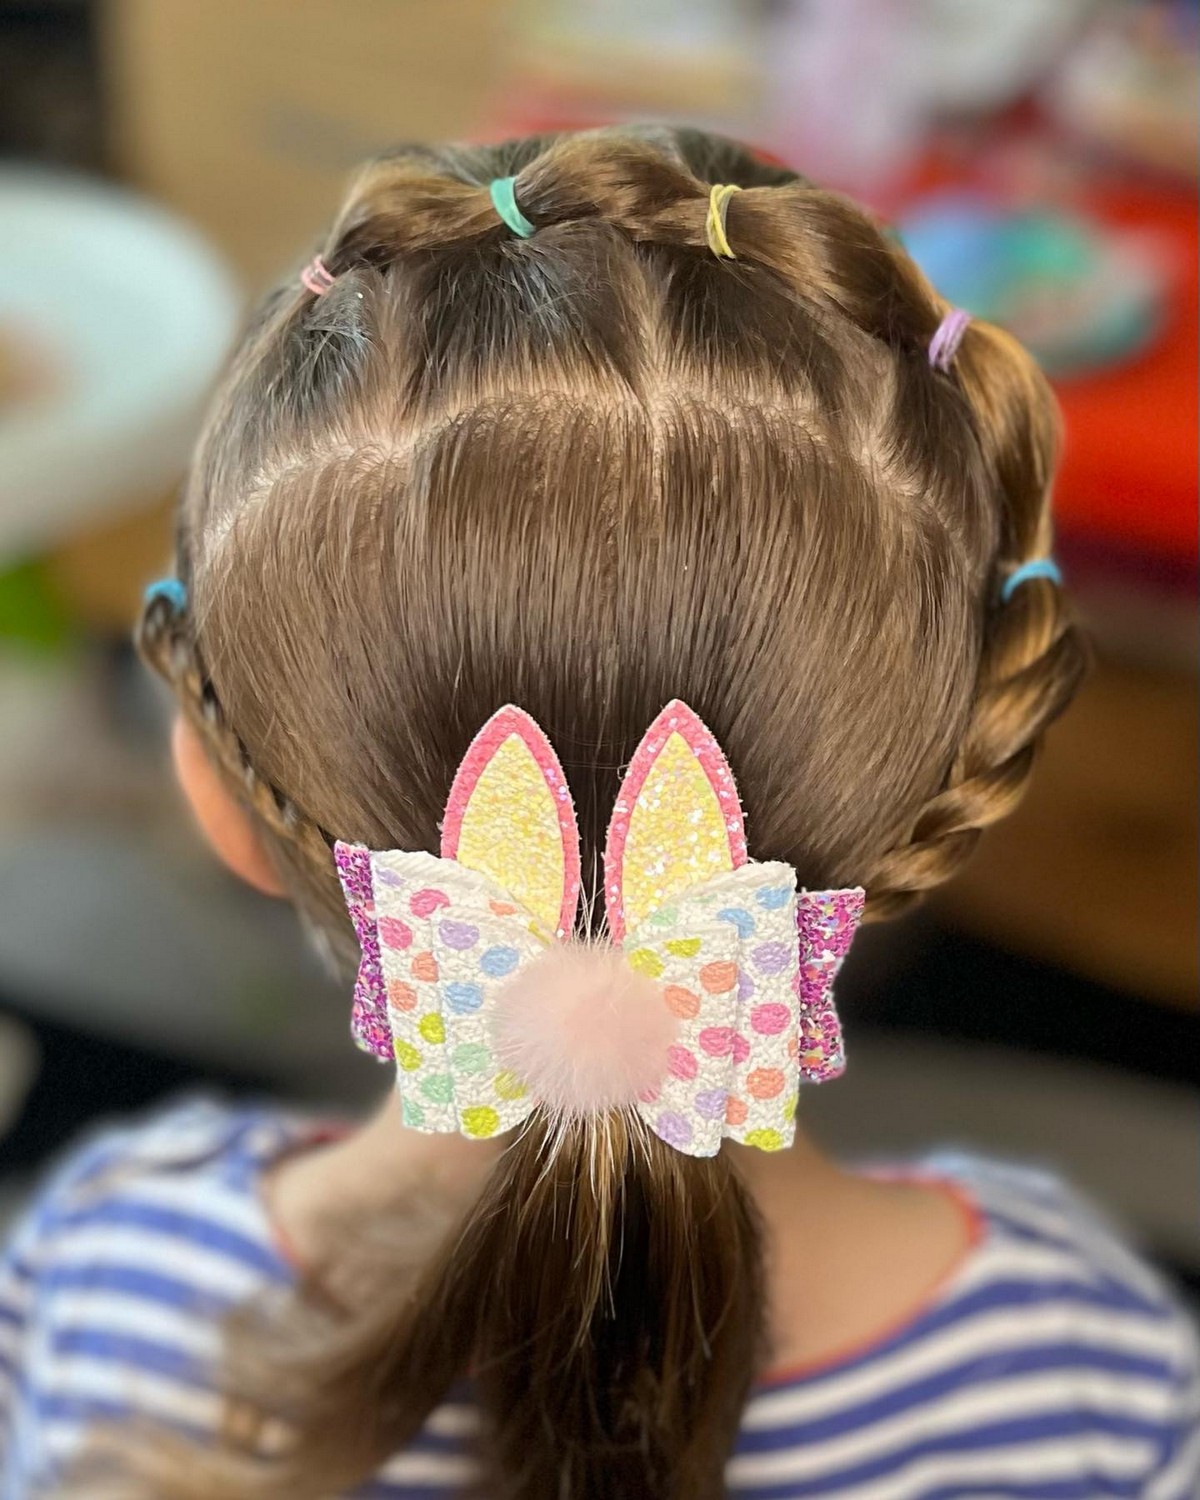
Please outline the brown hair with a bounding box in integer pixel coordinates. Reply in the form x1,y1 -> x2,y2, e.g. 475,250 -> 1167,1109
131,125 -> 1085,1497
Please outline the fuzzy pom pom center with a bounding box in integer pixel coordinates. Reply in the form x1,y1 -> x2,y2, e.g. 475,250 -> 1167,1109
490,944 -> 678,1116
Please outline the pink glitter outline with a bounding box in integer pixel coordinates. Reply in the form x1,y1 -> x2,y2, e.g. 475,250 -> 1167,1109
793,885 -> 864,1082
603,700 -> 747,944
333,840 -> 392,1061
440,704 -> 581,937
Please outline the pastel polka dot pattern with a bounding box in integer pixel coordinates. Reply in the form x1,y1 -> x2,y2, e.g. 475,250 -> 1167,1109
411,952 -> 439,983
664,984 -> 700,1020
387,980 -> 417,1012
494,1070 -> 528,1101
379,916 -> 412,951
699,1026 -> 736,1058
335,689 -> 864,1158
667,1045 -> 699,1080
420,1073 -> 454,1104
616,859 -> 801,1155
752,941 -> 791,976
656,1112 -> 693,1150
694,1088 -> 728,1120
747,1067 -> 785,1099
718,907 -> 755,938
480,946 -> 519,978
462,1106 -> 500,1138
394,1041 -> 421,1072
337,834 -> 860,1158
453,1042 -> 491,1075
439,920 -> 479,950
410,888 -> 450,919
699,961 -> 738,995
418,1013 -> 445,1045
361,850 -> 550,1138
627,948 -> 665,979
751,1002 -> 789,1035
445,981 -> 484,1014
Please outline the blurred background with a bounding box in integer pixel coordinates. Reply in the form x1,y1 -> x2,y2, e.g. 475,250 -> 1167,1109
0,0 -> 1195,1294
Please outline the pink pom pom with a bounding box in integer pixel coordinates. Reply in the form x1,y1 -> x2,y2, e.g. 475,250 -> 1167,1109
491,945 -> 679,1117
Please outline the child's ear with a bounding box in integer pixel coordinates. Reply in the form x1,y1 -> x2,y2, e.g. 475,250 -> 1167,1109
171,716 -> 286,897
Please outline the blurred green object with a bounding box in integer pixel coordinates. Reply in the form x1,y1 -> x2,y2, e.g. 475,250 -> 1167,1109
0,556 -> 73,651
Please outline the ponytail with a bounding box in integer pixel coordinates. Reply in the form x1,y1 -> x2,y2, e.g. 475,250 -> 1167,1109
441,1117 -> 763,1499
98,1115 -> 762,1499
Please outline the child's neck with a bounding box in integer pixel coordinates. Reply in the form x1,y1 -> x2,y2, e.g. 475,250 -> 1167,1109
265,1094 -> 975,1377
733,1134 -> 976,1373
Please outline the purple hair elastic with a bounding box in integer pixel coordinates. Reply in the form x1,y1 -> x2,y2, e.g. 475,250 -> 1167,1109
300,256 -> 336,297
929,308 -> 971,371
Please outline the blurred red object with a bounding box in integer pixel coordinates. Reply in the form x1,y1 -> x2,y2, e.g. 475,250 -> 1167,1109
1050,183 -> 1196,578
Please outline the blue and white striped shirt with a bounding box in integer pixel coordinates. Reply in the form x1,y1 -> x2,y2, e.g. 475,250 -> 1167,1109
2,1101 -> 1197,1498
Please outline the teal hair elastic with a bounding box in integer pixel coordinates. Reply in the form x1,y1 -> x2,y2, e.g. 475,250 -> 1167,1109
489,176 -> 535,239
1001,558 -> 1061,602
144,577 -> 187,612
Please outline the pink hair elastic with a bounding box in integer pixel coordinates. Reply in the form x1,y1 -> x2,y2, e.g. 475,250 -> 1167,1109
300,256 -> 336,297
929,308 -> 971,371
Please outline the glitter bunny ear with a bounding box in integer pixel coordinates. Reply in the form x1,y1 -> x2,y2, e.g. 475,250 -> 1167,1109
441,705 -> 580,938
604,701 -> 747,943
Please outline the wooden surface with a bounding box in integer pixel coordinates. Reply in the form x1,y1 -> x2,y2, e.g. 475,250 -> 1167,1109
935,654 -> 1198,1008
104,0 -> 509,286
46,493 -> 172,634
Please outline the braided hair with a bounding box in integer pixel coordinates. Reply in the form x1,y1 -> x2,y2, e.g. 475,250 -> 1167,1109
126,126 -> 1086,1500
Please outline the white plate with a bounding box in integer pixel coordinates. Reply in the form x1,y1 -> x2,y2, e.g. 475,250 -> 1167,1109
0,169 -> 241,564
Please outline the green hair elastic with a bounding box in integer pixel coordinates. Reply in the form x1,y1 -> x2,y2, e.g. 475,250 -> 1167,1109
489,176 -> 536,238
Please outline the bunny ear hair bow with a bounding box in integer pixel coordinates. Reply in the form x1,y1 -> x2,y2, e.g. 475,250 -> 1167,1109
334,702 -> 863,1158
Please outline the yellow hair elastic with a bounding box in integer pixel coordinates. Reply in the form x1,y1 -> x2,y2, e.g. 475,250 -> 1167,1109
705,183 -> 742,260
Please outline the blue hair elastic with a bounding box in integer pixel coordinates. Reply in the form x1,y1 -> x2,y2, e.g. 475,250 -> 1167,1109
144,577 -> 188,612
489,176 -> 536,239
1001,558 -> 1062,602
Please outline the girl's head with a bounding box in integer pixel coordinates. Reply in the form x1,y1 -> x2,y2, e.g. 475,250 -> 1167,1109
140,126 -> 1084,1498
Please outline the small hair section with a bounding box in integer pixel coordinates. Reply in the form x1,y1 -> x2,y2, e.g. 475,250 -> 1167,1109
929,307 -> 972,370
299,255 -> 336,296
1001,557 -> 1062,602
705,183 -> 742,260
488,176 -> 536,239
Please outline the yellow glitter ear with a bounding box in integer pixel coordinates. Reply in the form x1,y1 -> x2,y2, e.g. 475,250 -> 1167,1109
604,701 -> 747,942
441,706 -> 580,938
